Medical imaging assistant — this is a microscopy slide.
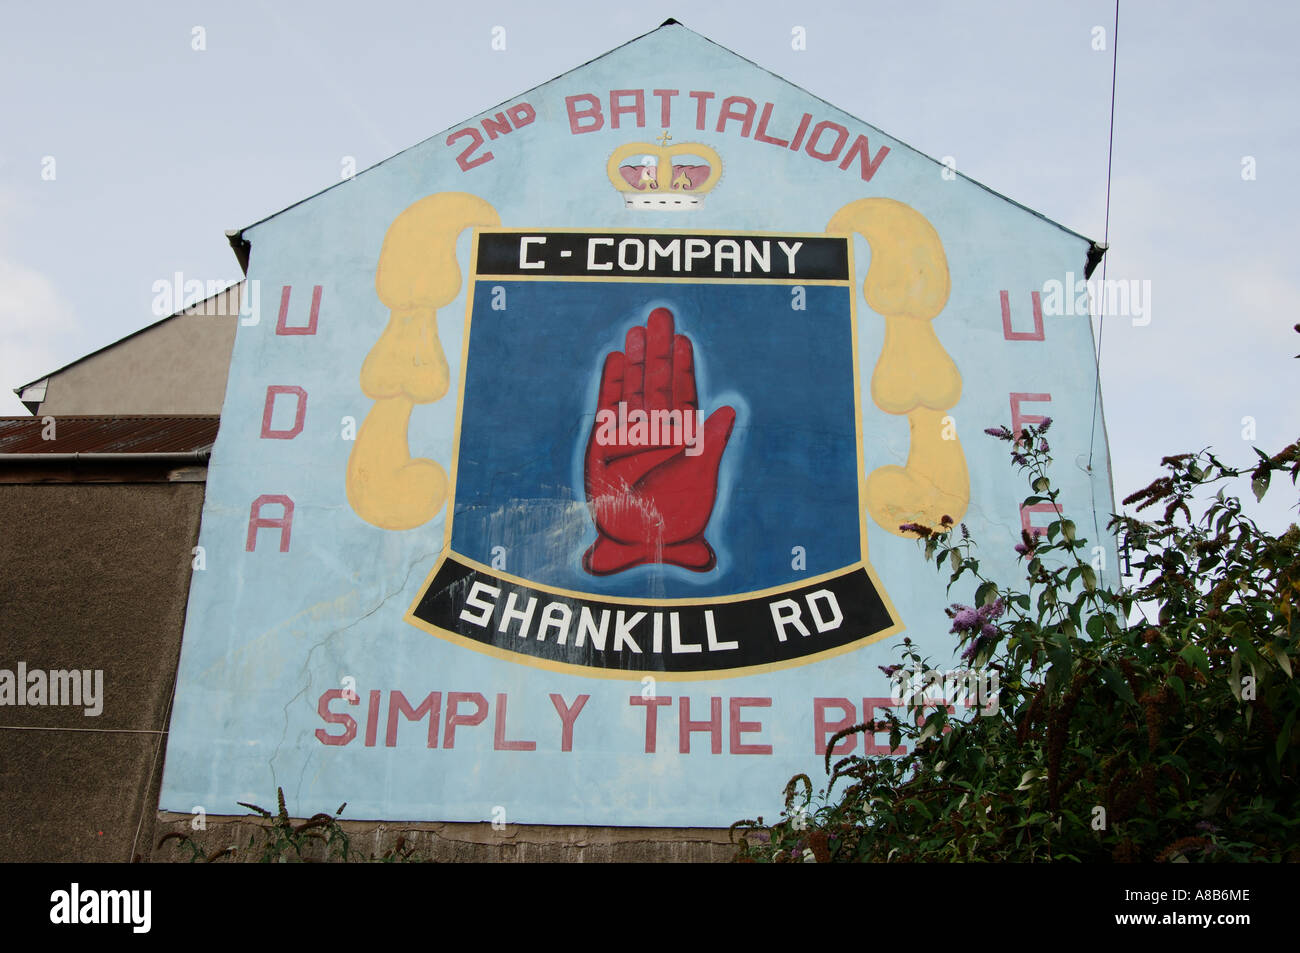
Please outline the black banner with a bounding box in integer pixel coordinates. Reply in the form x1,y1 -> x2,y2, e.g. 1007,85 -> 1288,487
9,864 -> 1275,935
409,555 -> 893,674
475,230 -> 850,280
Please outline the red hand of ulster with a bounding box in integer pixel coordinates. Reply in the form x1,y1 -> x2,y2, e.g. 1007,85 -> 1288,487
583,307 -> 736,575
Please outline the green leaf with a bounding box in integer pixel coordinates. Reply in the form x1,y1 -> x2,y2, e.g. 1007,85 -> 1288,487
1062,520 -> 1077,543
1276,709 -> 1296,764
902,798 -> 934,820
1098,666 -> 1136,705
1016,768 -> 1042,790
1180,644 -> 1210,677
1275,646 -> 1293,678
975,581 -> 998,607
1168,674 -> 1186,704
949,548 -> 961,572
1081,565 -> 1097,591
1252,471 -> 1270,502
1033,476 -> 1050,493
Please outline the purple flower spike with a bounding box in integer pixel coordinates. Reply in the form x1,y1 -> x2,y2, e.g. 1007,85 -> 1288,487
949,605 -> 980,633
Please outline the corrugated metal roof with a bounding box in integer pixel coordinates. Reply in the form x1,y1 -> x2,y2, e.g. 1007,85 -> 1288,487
0,415 -> 219,454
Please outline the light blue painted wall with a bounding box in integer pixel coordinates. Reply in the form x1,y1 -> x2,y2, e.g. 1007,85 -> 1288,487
160,24 -> 1112,826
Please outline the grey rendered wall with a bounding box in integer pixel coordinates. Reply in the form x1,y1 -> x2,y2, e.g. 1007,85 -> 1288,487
0,481 -> 204,862
36,284 -> 239,417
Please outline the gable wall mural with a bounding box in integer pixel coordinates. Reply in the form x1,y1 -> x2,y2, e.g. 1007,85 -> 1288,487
160,24 -> 1113,826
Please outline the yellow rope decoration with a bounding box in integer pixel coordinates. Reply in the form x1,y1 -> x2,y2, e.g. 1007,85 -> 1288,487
347,192 -> 500,530
827,198 -> 969,537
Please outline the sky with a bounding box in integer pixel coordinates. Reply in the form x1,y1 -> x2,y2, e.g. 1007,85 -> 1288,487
1,0 -> 1297,532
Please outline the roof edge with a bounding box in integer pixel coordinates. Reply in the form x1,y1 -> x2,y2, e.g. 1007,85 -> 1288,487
11,282 -> 242,395
230,18 -> 1101,260
232,19 -> 685,237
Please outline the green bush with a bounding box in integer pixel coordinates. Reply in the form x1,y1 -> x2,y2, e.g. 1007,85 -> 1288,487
733,422 -> 1300,862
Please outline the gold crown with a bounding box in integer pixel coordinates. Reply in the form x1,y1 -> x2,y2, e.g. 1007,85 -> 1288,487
606,133 -> 722,210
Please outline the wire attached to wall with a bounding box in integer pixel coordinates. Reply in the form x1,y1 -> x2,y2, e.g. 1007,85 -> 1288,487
1083,0 -> 1120,587
1088,0 -> 1120,473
